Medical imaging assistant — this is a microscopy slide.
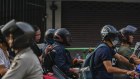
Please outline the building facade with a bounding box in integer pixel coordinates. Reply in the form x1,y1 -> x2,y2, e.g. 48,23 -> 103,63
47,0 -> 140,47
1,0 -> 140,47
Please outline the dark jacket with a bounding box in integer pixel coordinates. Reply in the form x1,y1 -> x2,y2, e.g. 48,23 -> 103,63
53,42 -> 73,75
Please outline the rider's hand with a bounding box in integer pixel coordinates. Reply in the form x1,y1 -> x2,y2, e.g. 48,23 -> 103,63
69,68 -> 80,73
130,54 -> 138,60
127,70 -> 139,78
73,58 -> 84,65
47,72 -> 54,76
69,68 -> 80,78
45,45 -> 53,54
130,54 -> 140,65
77,59 -> 84,63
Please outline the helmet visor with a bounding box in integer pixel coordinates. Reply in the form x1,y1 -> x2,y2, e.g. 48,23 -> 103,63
65,35 -> 72,46
125,25 -> 137,34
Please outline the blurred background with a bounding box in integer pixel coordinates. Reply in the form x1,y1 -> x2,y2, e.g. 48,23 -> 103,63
0,0 -> 140,49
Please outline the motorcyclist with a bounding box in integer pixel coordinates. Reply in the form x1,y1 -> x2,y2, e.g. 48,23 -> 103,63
113,25 -> 137,79
1,19 -> 43,79
89,25 -> 138,79
52,28 -> 82,78
42,29 -> 56,73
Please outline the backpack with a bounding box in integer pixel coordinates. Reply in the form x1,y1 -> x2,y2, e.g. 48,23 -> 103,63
81,43 -> 107,79
30,40 -> 42,57
42,45 -> 56,74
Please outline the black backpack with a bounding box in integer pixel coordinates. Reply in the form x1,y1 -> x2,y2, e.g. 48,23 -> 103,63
42,45 -> 56,74
30,40 -> 42,57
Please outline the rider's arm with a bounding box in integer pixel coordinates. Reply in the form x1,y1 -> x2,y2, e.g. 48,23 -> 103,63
114,53 -> 134,67
103,60 -> 137,76
0,65 -> 8,76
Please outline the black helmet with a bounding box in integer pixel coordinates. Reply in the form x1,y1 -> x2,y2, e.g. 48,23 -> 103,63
1,19 -> 35,49
119,25 -> 137,43
44,29 -> 56,45
54,28 -> 71,46
101,25 -> 119,46
0,25 -> 6,43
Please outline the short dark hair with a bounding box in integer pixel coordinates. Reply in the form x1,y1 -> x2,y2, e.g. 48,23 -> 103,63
32,25 -> 40,32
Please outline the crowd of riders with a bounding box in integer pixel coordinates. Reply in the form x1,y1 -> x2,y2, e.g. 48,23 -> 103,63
0,19 -> 140,79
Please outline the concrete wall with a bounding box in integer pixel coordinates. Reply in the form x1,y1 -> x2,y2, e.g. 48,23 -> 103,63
46,1 -> 61,29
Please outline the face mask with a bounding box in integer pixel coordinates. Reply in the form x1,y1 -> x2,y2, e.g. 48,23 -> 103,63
112,37 -> 119,46
112,40 -> 119,46
46,39 -> 54,45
